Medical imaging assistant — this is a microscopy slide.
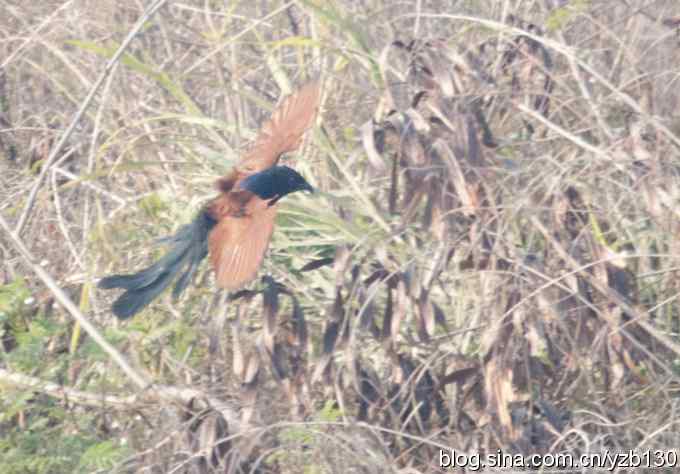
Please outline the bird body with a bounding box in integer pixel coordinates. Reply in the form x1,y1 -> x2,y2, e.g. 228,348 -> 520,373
99,82 -> 320,319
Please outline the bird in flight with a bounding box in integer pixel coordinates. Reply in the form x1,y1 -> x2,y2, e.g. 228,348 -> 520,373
99,81 -> 321,319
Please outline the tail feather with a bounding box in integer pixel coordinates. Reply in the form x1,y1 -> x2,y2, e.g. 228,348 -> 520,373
110,270 -> 177,320
99,211 -> 216,319
98,243 -> 190,291
171,234 -> 209,299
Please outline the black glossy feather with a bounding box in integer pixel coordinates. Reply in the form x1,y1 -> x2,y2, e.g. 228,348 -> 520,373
239,165 -> 313,200
98,211 -> 216,319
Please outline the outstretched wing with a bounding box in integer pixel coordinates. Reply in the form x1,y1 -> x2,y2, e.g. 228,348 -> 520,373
207,196 -> 278,290
207,81 -> 319,288
236,80 -> 320,175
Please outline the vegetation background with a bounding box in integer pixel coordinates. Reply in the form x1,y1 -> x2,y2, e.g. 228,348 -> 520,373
1,0 -> 680,472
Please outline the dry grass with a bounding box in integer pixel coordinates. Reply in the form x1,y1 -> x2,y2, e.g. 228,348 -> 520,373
2,1 -> 680,473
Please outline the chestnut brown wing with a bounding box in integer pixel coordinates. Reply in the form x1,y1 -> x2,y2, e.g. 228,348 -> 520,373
207,195 -> 278,290
237,81 -> 320,175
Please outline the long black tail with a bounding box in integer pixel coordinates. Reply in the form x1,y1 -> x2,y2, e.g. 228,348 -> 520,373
98,211 -> 217,319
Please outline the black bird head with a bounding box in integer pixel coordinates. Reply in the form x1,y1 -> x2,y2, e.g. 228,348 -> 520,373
239,165 -> 314,201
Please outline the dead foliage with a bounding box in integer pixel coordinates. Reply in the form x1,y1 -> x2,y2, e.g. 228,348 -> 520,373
162,13 -> 680,472
3,2 -> 680,473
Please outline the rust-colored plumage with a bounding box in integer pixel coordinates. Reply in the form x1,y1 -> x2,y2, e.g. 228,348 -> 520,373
208,197 -> 278,290
99,81 -> 320,319
208,81 -> 320,289
229,80 -> 321,176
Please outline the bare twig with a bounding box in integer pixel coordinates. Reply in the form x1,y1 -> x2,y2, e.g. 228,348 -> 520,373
0,212 -> 243,430
0,1 -> 75,71
530,215 -> 680,367
0,367 -> 135,408
13,0 -> 170,236
402,13 -> 680,149
0,212 -> 151,389
52,167 -> 126,205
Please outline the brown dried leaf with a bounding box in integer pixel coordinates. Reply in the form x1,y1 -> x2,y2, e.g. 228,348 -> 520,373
440,366 -> 478,387
186,409 -> 231,471
381,285 -> 393,342
360,119 -> 389,173
434,140 -> 478,216
416,292 -> 434,342
242,353 -> 260,387
290,296 -> 307,350
262,278 -> 280,353
432,301 -> 449,332
268,342 -> 288,381
322,320 -> 341,355
357,286 -> 379,338
357,366 -> 381,421
391,278 -> 407,341
298,257 -> 334,273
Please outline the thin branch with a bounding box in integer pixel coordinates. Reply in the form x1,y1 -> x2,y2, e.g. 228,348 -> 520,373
0,1 -> 75,71
530,215 -> 680,367
13,0 -> 170,236
0,212 -> 151,390
0,368 -> 135,408
0,212 -> 244,430
52,167 -> 126,205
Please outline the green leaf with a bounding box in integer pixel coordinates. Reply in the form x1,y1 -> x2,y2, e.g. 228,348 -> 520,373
269,36 -> 323,50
